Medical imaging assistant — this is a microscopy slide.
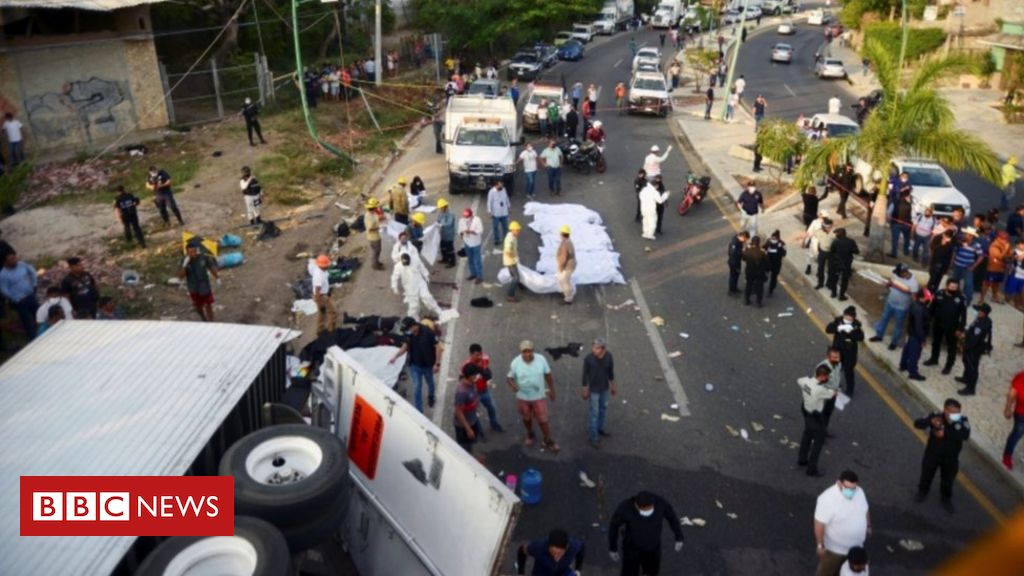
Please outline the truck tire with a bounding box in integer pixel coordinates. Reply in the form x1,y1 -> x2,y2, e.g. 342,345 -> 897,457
219,425 -> 347,525
136,516 -> 292,576
276,490 -> 350,553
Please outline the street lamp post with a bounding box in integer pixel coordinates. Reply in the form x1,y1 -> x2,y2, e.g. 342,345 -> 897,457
719,0 -> 751,120
375,0 -> 382,87
897,0 -> 909,72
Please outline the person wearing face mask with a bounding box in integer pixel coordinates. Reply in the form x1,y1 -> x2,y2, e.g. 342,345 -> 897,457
737,181 -> 764,237
956,303 -> 993,396
390,253 -> 442,321
608,490 -> 684,576
899,289 -> 930,382
816,349 -> 843,429
798,365 -> 838,477
923,278 -> 967,375
145,165 -> 184,226
914,398 -> 971,513
515,528 -> 585,576
826,306 -> 865,397
839,546 -> 869,576
813,470 -> 870,576
765,230 -> 787,297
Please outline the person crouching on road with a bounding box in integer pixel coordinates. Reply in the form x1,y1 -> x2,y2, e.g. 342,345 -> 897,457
556,225 -> 576,305
608,490 -> 684,576
240,166 -> 263,225
391,253 -> 442,321
312,254 -> 336,334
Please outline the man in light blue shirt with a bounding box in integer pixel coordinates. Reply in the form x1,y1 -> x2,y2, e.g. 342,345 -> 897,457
487,180 -> 510,250
0,251 -> 39,339
870,263 -> 919,350
507,340 -> 560,453
539,139 -> 564,195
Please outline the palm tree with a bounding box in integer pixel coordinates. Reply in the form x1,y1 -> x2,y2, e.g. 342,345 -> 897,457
796,39 -> 1002,260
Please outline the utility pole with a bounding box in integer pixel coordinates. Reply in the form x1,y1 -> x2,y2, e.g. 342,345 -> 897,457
720,0 -> 751,120
897,0 -> 909,72
375,0 -> 383,86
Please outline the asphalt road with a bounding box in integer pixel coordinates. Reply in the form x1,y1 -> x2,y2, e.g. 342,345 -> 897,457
732,22 -> 1005,217
435,28 -> 1021,576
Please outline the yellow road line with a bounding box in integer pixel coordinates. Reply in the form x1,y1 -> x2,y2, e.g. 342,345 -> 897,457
666,120 -> 1006,524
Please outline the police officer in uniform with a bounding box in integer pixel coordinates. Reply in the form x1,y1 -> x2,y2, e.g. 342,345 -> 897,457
765,230 -> 786,297
827,227 -> 859,300
914,398 -> 970,513
727,230 -> 749,296
113,185 -> 145,247
825,306 -> 865,397
957,303 -> 993,396
924,279 -> 967,375
742,236 -> 768,307
241,97 -> 267,146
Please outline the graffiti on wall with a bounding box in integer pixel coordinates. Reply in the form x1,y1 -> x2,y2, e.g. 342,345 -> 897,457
24,77 -> 134,147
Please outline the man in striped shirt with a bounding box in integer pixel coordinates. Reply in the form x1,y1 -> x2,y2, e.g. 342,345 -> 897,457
950,227 -> 985,304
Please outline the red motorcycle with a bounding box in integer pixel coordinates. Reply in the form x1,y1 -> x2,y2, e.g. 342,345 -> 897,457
678,172 -> 712,215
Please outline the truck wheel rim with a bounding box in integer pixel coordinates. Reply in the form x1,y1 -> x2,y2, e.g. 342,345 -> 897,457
245,436 -> 323,485
163,537 -> 259,576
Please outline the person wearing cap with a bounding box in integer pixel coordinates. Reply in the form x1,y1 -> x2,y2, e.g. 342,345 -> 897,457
507,340 -> 559,452
539,138 -> 564,195
389,177 -> 410,225
1001,156 -> 1020,212
957,303 -> 993,396
113,185 -> 146,248
312,254 -> 336,334
556,225 -> 577,305
454,363 -> 484,455
458,208 -> 484,282
608,490 -> 684,575
390,317 -> 442,412
870,263 -> 919,350
826,306 -> 865,397
742,235 -> 768,307
924,278 -> 967,375
914,398 -> 970,513
515,528 -> 585,576
504,221 -> 523,302
827,227 -> 858,300
239,166 -> 263,226
639,179 -> 668,241
813,470 -> 870,576
899,289 -> 930,381
36,285 -> 74,327
643,144 -> 672,181
436,199 -> 456,267
462,343 -> 504,434
765,230 -> 787,297
839,546 -> 869,576
409,212 -> 426,252
980,230 -> 1012,305
926,228 -> 957,293
487,180 -> 511,250
178,240 -> 219,322
391,252 -> 442,321
240,97 -> 266,146
950,226 -> 984,303
60,257 -> 100,319
363,197 -> 385,270
812,218 -> 834,291
582,337 -> 616,448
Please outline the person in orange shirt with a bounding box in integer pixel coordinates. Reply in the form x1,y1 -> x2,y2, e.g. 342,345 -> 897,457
615,82 -> 627,114
980,230 -> 1012,304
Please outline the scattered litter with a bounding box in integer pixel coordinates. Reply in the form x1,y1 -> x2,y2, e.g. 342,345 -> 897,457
481,282 -> 495,288
805,307 -> 812,314
772,414 -> 783,420
777,312 -> 793,318
668,351 -> 682,359
291,299 -> 318,316
644,246 -> 652,252
295,252 -> 310,259
779,436 -> 789,445
680,516 -> 694,526
788,441 -> 799,449
740,429 -> 749,441
593,523 -> 600,528
764,333 -> 773,339
725,425 -> 739,437
579,471 -> 596,488
730,325 -> 740,332
679,332 -> 690,339
550,314 -> 558,320
691,518 -> 706,527
786,306 -> 794,311
751,422 -> 764,432
836,392 -> 851,411
143,283 -> 155,290
121,270 -> 140,286
899,539 -> 924,552
726,512 -> 738,520
763,317 -> 771,323
334,202 -> 353,211
670,403 -> 679,410
851,441 -> 859,447
661,413 -> 681,422
651,316 -> 665,327
705,383 -> 714,392
886,545 -> 895,553
715,499 -> 723,509
622,400 -> 628,404
167,277 -> 182,285
606,298 -> 636,310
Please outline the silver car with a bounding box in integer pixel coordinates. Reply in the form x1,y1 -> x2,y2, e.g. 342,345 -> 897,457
815,58 -> 847,79
771,43 -> 794,64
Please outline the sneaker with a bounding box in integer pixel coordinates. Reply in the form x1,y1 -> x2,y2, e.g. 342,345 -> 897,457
888,343 -> 898,351
838,295 -> 849,301
954,376 -> 966,383
869,336 -> 883,342
909,374 -> 927,381
804,265 -> 812,275
957,387 -> 975,396
941,368 -> 952,375
923,360 -> 938,366
1002,453 -> 1013,471
599,430 -> 611,438
428,395 -> 436,408
941,499 -> 955,514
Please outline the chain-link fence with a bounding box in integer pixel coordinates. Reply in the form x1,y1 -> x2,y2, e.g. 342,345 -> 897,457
158,53 -> 274,126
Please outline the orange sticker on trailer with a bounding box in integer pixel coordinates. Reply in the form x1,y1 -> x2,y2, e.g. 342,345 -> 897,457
348,394 -> 384,479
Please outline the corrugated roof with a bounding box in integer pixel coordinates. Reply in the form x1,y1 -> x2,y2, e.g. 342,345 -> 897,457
0,0 -> 166,11
0,320 -> 297,576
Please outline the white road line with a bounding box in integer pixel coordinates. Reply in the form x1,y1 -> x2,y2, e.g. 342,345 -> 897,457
614,58 -> 623,68
432,195 -> 481,428
628,277 -> 691,416
783,83 -> 797,97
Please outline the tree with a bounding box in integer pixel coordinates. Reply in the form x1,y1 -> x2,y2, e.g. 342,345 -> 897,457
796,40 -> 1002,260
756,119 -> 807,194
684,48 -> 718,92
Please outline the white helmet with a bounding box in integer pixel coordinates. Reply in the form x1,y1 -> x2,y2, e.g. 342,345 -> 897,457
593,120 -> 603,129
650,145 -> 660,152
569,144 -> 580,154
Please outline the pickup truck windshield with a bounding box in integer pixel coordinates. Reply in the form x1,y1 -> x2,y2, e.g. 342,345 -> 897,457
455,129 -> 509,147
903,166 -> 952,187
633,78 -> 667,92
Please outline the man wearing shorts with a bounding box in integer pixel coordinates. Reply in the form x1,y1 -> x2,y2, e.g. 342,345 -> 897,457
179,240 -> 219,321
507,340 -> 560,453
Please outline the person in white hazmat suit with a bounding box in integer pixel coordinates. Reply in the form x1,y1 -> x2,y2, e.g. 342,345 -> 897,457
391,252 -> 442,320
639,180 -> 669,240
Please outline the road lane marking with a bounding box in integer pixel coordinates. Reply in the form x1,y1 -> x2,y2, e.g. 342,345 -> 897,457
783,83 -> 797,97
628,277 -> 692,416
614,58 -> 623,68
433,195 -> 480,428
666,119 -> 1006,524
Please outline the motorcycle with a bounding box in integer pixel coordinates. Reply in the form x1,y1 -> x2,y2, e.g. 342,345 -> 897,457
558,138 -> 606,174
678,172 -> 712,215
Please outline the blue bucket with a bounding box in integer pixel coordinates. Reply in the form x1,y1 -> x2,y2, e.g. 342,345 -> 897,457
217,252 -> 244,268
520,468 -> 542,505
220,234 -> 242,248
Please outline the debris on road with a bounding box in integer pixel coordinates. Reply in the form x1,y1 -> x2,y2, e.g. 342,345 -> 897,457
751,422 -> 765,432
715,499 -> 723,509
772,414 -> 783,420
668,351 -> 682,358
606,298 -> 636,310
725,425 -> 739,437
726,512 -> 738,520
661,413 -> 681,423
579,471 -> 596,488
651,316 -> 665,327
777,312 -> 794,318
679,332 -> 690,339
680,516 -> 707,527
670,403 -> 679,410
740,429 -> 749,441
705,383 -> 714,392
730,325 -> 740,332
899,539 -> 924,552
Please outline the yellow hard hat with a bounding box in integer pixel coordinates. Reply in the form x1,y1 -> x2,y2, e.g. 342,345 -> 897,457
437,198 -> 449,209
366,197 -> 379,209
509,220 -> 522,231
397,176 -> 408,185
412,212 -> 426,225
1011,155 -> 1019,166
560,225 -> 571,235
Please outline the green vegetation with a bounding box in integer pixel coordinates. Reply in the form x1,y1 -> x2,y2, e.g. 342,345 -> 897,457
755,120 -> 808,193
0,162 -> 32,212
797,40 -> 1000,260
862,22 -> 946,62
684,48 -> 719,92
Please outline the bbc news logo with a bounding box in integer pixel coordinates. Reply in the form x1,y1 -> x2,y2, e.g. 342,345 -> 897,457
21,476 -> 233,536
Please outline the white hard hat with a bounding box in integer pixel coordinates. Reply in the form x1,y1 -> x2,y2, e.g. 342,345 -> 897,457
650,145 -> 660,152
244,97 -> 252,105
593,120 -> 602,129
570,144 -> 580,154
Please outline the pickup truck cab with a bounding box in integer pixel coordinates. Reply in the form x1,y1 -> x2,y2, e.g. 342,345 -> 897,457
445,96 -> 522,193
854,158 -> 971,219
571,23 -> 595,43
508,51 -> 543,81
629,71 -> 672,116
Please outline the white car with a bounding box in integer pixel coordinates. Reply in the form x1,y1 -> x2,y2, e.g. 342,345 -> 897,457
815,58 -> 847,79
777,20 -> 796,35
632,47 -> 662,70
807,113 -> 860,138
571,23 -> 594,43
771,43 -> 794,63
854,159 -> 971,219
722,6 -> 762,24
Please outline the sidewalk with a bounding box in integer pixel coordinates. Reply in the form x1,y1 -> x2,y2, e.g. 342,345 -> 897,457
673,99 -> 1024,494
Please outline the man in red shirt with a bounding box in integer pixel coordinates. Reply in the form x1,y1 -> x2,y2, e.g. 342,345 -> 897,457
461,343 -> 504,436
1002,370 -> 1024,470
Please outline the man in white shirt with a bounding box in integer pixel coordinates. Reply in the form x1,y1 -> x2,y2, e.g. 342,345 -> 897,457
643,144 -> 672,180
312,254 -> 336,334
813,470 -> 870,576
487,180 -> 511,252
458,208 -> 484,283
36,286 -> 74,324
3,112 -> 25,166
733,75 -> 746,103
828,95 -> 842,115
517,143 -> 539,199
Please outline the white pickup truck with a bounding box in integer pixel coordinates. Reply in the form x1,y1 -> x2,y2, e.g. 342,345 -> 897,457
444,96 -> 522,193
